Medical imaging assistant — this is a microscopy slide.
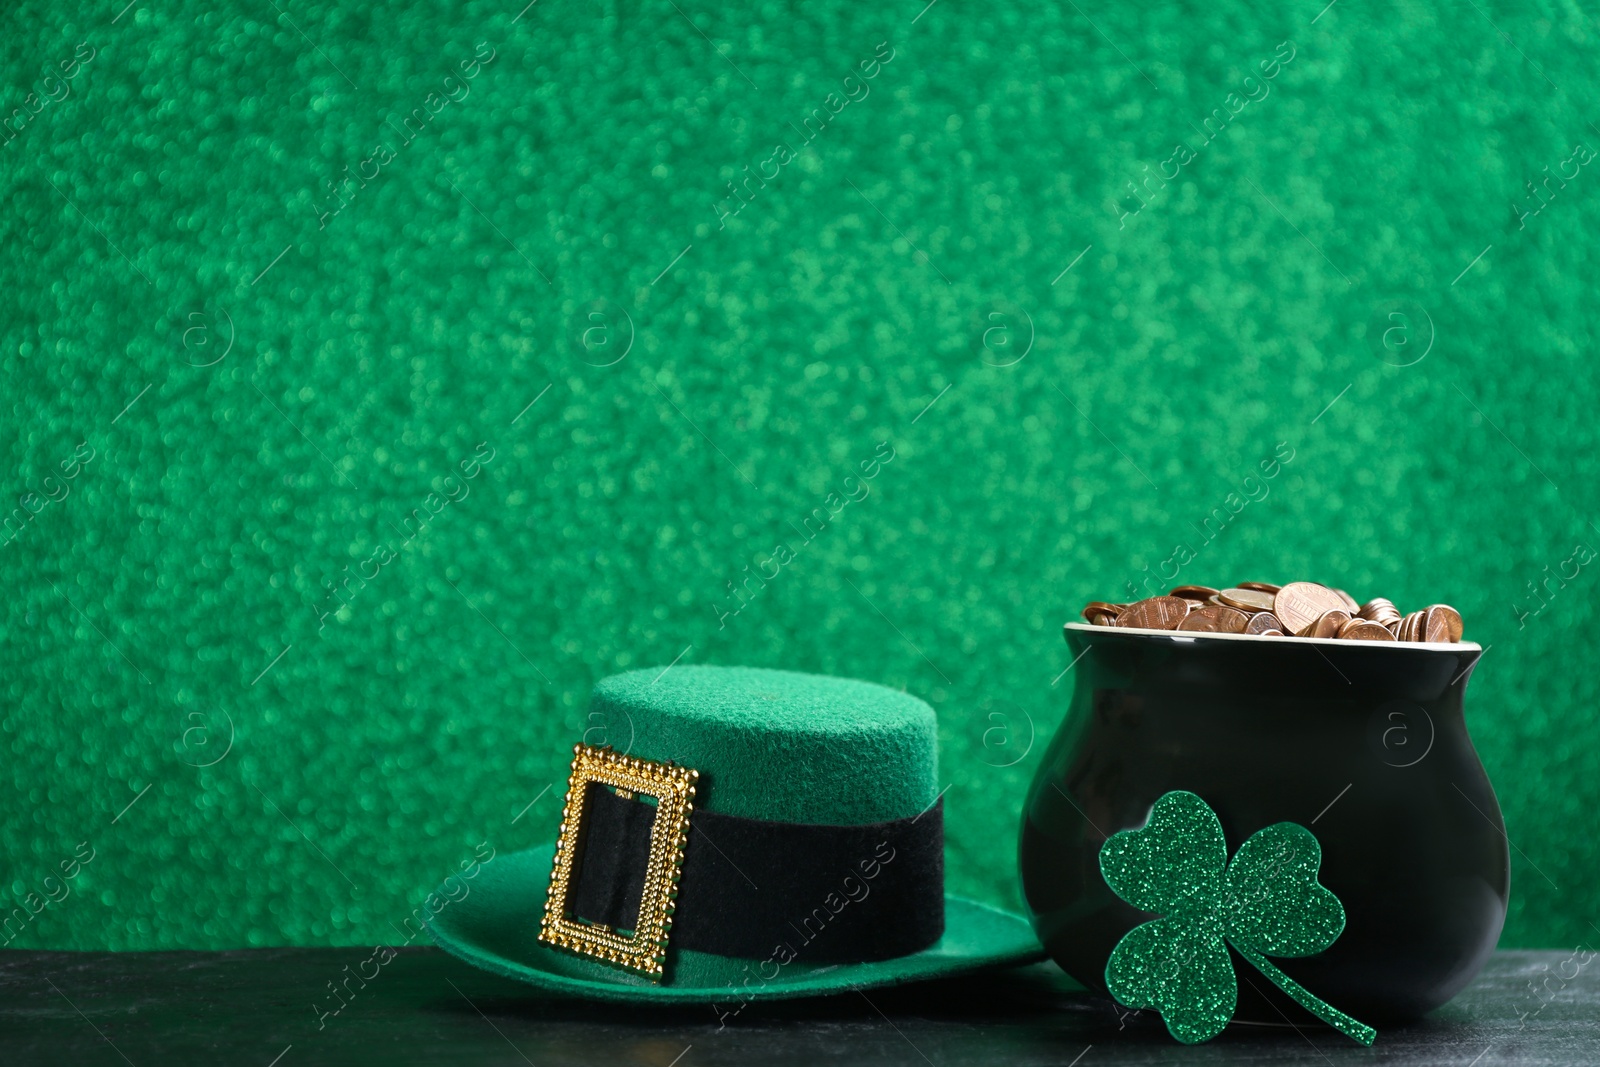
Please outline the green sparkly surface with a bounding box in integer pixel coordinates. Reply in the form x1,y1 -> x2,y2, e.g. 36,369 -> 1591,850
0,0 -> 1595,950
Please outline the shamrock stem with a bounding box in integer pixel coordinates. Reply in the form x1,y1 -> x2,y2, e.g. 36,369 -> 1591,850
1232,942 -> 1376,1047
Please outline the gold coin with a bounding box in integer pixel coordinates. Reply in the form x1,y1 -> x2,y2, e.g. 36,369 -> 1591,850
1218,587 -> 1278,613
1082,601 -> 1122,624
1237,581 -> 1282,595
1115,596 -> 1192,631
1081,587 -> 1464,643
1309,609 -> 1352,639
1177,604 -> 1250,633
1274,582 -> 1348,635
1357,598 -> 1402,626
1424,604 -> 1464,643
1338,618 -> 1396,641
1245,612 -> 1285,635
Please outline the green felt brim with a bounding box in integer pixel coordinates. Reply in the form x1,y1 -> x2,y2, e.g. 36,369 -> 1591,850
424,845 -> 1046,1003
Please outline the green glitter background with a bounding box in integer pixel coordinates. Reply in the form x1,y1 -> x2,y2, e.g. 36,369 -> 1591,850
2,0 -> 1595,951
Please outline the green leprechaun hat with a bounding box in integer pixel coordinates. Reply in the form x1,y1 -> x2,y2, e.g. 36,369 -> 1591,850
425,665 -> 1044,1003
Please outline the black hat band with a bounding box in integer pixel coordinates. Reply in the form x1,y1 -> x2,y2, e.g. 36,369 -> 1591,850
566,782 -> 946,964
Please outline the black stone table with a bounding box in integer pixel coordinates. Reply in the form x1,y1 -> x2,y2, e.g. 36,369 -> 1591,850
1,949 -> 1593,1065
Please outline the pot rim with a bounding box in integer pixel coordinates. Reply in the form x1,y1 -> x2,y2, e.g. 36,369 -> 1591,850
1064,621 -> 1482,652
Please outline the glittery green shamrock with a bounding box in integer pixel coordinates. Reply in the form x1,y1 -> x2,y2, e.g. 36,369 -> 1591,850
1099,790 -> 1376,1046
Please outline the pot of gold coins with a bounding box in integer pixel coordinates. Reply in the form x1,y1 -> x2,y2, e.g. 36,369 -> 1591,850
1019,581 -> 1507,1026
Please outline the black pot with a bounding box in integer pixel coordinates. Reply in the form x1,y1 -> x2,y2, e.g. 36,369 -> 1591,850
1019,623 -> 1508,1026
